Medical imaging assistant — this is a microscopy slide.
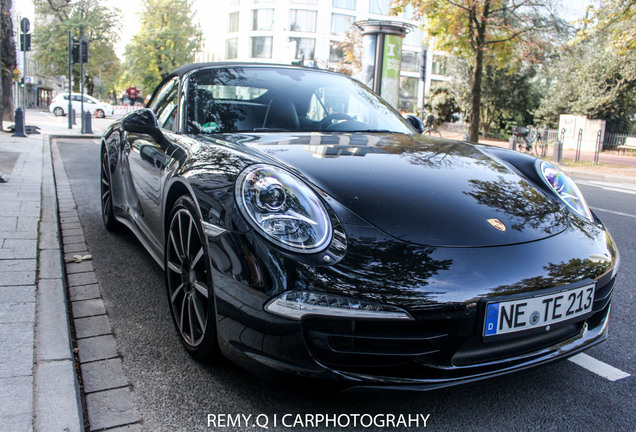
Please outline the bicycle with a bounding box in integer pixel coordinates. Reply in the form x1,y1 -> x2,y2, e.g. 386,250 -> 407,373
422,114 -> 443,137
512,126 -> 547,156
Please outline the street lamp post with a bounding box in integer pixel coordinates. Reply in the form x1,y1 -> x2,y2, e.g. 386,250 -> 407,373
98,61 -> 117,101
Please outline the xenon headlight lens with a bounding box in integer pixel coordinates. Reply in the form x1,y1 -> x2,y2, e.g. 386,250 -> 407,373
265,291 -> 413,320
540,161 -> 593,222
236,164 -> 332,253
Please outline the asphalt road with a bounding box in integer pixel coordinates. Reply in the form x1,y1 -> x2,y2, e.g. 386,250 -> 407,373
57,138 -> 635,432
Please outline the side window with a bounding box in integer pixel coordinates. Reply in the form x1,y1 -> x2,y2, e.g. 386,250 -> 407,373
72,95 -> 82,102
149,78 -> 179,131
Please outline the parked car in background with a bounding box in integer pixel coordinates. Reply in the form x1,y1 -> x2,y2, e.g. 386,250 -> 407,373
49,93 -> 114,118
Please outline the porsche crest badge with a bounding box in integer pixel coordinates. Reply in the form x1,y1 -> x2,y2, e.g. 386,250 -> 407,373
487,218 -> 506,232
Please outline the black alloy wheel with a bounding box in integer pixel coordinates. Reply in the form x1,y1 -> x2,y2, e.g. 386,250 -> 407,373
165,196 -> 219,360
53,107 -> 64,116
96,109 -> 105,118
100,148 -> 118,230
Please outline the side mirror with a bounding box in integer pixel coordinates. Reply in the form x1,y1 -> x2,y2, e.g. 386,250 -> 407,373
122,108 -> 161,137
405,115 -> 424,134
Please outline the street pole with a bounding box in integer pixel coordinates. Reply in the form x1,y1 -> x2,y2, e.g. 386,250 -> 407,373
68,30 -> 72,129
98,61 -> 116,101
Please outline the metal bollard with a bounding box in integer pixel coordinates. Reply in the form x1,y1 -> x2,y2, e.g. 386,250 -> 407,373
553,138 -> 563,164
12,108 -> 27,137
575,128 -> 583,163
82,110 -> 93,134
72,108 -> 77,125
509,135 -> 517,151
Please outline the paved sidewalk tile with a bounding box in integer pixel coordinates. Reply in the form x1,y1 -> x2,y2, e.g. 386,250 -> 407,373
85,387 -> 140,431
81,358 -> 128,393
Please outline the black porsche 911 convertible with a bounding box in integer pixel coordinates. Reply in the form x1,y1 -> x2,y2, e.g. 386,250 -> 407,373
100,63 -> 619,390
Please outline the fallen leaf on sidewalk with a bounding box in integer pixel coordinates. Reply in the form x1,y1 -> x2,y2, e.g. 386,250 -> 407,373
66,254 -> 92,263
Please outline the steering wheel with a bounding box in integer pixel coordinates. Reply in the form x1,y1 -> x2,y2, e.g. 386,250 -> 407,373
319,113 -> 354,130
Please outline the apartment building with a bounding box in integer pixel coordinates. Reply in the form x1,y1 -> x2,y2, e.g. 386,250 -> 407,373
195,0 -> 450,113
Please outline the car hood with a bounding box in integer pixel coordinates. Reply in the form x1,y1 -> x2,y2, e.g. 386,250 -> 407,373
219,132 -> 569,247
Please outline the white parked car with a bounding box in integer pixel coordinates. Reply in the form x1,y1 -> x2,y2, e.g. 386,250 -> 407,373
49,93 -> 114,118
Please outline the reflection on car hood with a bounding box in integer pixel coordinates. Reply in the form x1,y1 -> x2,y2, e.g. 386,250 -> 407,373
222,132 -> 569,247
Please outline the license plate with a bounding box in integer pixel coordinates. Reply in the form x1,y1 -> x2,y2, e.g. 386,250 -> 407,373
484,284 -> 595,337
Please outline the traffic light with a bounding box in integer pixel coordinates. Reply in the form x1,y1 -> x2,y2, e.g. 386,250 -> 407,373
13,68 -> 20,82
72,40 -> 79,64
80,38 -> 89,63
20,34 -> 31,51
20,78 -> 25,88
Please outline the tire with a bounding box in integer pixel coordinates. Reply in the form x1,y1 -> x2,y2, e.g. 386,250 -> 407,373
165,195 -> 220,361
53,107 -> 64,116
96,109 -> 105,118
100,148 -> 119,231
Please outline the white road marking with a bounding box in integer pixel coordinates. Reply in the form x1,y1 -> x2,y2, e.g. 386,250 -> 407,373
576,179 -> 636,195
591,207 -> 636,219
568,353 -> 631,381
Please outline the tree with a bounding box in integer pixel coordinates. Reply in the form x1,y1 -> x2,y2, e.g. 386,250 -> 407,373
391,0 -> 564,142
449,57 -> 540,136
0,0 -> 17,126
534,38 -> 636,133
123,0 -> 202,94
574,0 -> 635,55
332,27 -> 362,76
33,0 -> 121,96
426,83 -> 462,123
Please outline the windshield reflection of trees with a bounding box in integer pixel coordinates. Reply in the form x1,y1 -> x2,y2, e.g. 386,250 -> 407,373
298,238 -> 452,307
465,176 -> 566,232
491,258 -> 613,296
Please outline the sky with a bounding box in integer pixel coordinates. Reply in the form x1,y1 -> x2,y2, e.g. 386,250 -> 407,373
15,0 -> 594,60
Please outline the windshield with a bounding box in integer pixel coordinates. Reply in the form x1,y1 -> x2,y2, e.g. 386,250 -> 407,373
186,66 -> 413,134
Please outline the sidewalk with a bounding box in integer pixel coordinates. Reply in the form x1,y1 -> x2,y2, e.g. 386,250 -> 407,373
0,111 -> 101,432
1,109 -> 635,432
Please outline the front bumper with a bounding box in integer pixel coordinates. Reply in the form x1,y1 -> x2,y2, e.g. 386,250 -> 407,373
206,216 -> 618,388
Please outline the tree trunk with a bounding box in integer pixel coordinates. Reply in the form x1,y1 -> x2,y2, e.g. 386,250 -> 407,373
0,0 -> 16,126
469,47 -> 484,143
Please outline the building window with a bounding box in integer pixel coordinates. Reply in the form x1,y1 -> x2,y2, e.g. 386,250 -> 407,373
432,54 -> 447,76
329,41 -> 345,62
369,0 -> 391,14
252,8 -> 274,31
226,39 -> 238,59
228,12 -> 239,33
331,13 -> 354,36
398,76 -> 419,113
403,28 -> 422,47
289,37 -> 315,60
289,9 -> 317,32
251,36 -> 273,58
291,0 -> 318,4
401,51 -> 419,73
333,0 -> 355,9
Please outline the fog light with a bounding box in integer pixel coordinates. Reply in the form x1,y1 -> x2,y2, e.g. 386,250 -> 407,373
264,291 -> 413,320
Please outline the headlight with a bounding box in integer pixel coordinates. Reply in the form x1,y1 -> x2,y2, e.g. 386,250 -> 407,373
540,161 -> 593,222
235,164 -> 332,253
265,291 -> 413,320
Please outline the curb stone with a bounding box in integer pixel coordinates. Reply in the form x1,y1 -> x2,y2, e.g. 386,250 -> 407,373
50,138 -> 142,431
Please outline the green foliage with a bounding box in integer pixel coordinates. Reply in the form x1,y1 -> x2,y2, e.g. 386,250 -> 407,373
447,57 -> 541,136
534,38 -> 636,133
33,0 -> 121,97
123,0 -> 202,95
426,83 -> 461,123
574,0 -> 636,55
